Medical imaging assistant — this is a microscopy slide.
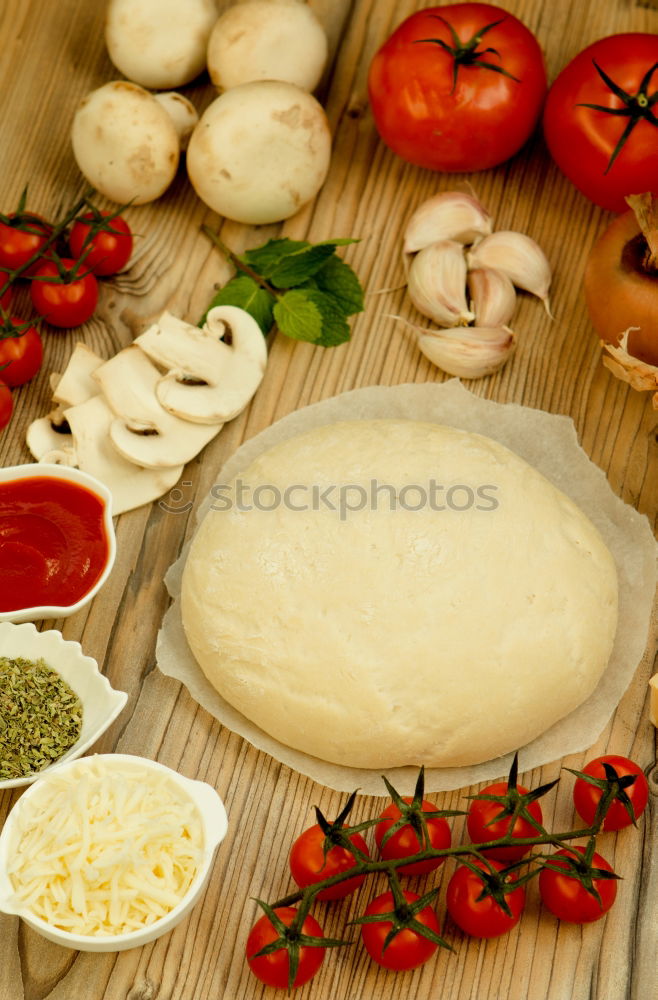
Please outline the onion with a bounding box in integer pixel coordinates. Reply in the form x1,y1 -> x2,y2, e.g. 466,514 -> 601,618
584,194 -> 658,367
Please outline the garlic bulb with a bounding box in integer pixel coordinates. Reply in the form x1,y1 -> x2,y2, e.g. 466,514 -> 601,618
468,267 -> 517,328
418,326 -> 516,379
404,191 -> 493,254
467,231 -> 552,313
407,240 -> 474,327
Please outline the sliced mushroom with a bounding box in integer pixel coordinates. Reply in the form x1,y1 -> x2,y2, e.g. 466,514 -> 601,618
134,306 -> 267,424
65,395 -> 184,515
51,342 -> 104,407
26,416 -> 77,466
93,346 -> 223,468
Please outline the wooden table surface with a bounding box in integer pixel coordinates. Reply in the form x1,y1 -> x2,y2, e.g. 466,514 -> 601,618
1,1 -> 657,998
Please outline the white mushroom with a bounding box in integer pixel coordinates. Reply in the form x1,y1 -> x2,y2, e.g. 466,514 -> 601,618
93,346 -> 223,468
207,0 -> 328,93
71,81 -> 181,204
186,80 -> 332,224
51,342 -> 103,407
135,306 -> 267,424
153,92 -> 199,151
105,0 -> 218,90
26,416 -> 78,467
65,396 -> 184,515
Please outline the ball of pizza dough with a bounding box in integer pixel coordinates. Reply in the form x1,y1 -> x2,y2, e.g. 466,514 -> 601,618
181,420 -> 618,769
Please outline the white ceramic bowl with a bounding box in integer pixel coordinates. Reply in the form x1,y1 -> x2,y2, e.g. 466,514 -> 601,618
0,621 -> 127,790
0,463 -> 116,623
0,754 -> 228,951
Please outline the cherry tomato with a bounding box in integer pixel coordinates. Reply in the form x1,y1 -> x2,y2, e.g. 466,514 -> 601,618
289,823 -> 369,900
30,258 -> 98,328
573,755 -> 649,831
0,382 -> 13,429
538,846 -> 618,923
360,890 -> 441,971
0,285 -> 11,312
0,213 -> 52,276
375,797 -> 451,875
467,782 -> 543,862
0,317 -> 43,386
69,211 -> 133,276
446,859 -> 526,938
368,3 -> 547,172
543,34 -> 658,212
246,906 -> 325,989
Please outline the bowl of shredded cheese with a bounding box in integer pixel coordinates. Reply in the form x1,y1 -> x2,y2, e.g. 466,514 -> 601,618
0,754 -> 228,950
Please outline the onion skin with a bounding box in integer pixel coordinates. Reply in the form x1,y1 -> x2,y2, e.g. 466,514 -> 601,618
584,210 -> 658,366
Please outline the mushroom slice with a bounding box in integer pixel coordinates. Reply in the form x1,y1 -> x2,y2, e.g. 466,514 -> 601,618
52,343 -> 104,407
94,346 -> 223,468
26,415 -> 77,465
135,306 -> 268,424
65,395 -> 184,516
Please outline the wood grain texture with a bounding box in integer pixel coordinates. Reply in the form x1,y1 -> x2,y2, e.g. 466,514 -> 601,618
0,1 -> 657,998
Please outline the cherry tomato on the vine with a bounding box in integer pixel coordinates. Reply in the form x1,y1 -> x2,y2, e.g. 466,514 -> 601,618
290,823 -> 369,900
446,859 -> 526,938
368,3 -> 547,172
543,33 -> 658,212
467,781 -> 543,862
0,382 -> 13,430
538,846 -> 618,923
375,797 -> 452,875
69,211 -> 133,276
0,213 -> 52,276
573,755 -> 649,831
30,258 -> 98,328
0,285 -> 11,312
246,906 -> 326,990
0,318 -> 43,386
359,890 -> 442,971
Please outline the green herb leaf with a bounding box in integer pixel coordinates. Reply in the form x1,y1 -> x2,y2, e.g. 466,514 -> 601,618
303,288 -> 352,347
310,254 -> 365,316
203,230 -> 363,348
241,238 -> 310,276
203,275 -> 274,333
268,244 -> 338,288
273,290 -> 325,343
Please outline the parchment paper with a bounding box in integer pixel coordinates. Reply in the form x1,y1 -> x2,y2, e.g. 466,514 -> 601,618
156,381 -> 657,795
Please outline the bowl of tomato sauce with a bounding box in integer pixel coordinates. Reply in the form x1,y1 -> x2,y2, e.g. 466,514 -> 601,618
0,464 -> 116,622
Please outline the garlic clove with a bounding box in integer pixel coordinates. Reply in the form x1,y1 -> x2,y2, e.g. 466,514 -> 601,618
403,191 -> 493,254
418,326 -> 516,379
407,240 -> 475,327
468,267 -> 517,328
466,231 -> 552,314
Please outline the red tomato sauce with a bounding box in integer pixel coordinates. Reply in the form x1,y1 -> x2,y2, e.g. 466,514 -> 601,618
0,476 -> 109,612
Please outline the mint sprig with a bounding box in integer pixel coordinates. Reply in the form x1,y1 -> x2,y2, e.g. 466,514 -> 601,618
202,230 -> 364,347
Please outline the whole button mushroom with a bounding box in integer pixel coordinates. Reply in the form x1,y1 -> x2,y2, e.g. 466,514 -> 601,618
105,0 -> 218,90
186,80 -> 332,225
71,82 -> 182,204
207,0 -> 328,93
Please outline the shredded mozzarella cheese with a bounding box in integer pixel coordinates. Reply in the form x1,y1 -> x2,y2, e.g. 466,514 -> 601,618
8,758 -> 203,936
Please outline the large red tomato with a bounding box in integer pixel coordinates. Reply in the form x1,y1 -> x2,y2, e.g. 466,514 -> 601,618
543,34 -> 658,212
367,3 -> 547,172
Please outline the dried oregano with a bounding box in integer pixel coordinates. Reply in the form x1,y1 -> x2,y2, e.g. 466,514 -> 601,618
0,656 -> 83,779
